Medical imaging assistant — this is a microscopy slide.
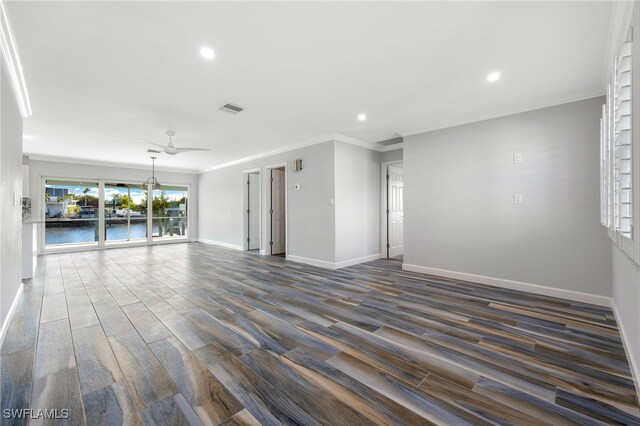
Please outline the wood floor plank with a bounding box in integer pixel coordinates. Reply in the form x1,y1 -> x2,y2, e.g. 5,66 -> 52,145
194,341 -> 318,425
0,348 -> 35,426
71,324 -> 125,395
121,302 -> 173,344
107,329 -> 178,410
81,381 -> 143,426
149,336 -> 244,425
1,244 -> 638,424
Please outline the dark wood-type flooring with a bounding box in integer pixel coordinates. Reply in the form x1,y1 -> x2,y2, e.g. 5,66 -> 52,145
1,243 -> 639,425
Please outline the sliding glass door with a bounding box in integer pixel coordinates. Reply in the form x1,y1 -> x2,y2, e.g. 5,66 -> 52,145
104,183 -> 148,243
152,186 -> 189,241
44,180 -> 99,247
43,178 -> 189,250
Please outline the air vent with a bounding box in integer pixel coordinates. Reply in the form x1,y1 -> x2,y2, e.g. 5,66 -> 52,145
219,103 -> 245,114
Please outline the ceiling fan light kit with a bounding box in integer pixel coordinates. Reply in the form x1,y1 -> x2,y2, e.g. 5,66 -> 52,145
139,130 -> 212,156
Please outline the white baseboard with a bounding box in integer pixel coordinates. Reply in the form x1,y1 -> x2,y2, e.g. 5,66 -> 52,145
335,253 -> 381,269
288,253 -> 380,270
196,238 -> 243,251
286,255 -> 336,269
401,263 -> 612,307
0,283 -> 24,349
612,300 -> 640,403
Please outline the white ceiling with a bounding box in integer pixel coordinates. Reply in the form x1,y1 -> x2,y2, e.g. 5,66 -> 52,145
9,1 -> 612,173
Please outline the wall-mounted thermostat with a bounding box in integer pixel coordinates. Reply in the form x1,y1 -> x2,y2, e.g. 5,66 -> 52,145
292,159 -> 303,172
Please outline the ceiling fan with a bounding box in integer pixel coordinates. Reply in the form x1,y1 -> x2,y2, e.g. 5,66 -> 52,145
140,130 -> 211,155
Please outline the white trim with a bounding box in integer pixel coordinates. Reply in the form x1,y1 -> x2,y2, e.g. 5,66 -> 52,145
195,238 -> 243,251
0,1 -> 31,117
27,154 -> 200,174
264,163 -> 288,256
243,170 -> 261,251
333,133 -> 380,151
0,283 -> 24,348
399,89 -> 605,141
380,160 -> 403,258
287,253 -> 379,270
242,167 -> 261,174
200,133 -> 385,174
200,135 -> 336,173
334,253 -> 380,269
612,300 -> 640,404
401,263 -> 612,307
286,255 -> 336,269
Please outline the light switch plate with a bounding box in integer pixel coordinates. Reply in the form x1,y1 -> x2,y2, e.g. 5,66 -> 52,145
513,153 -> 523,164
513,194 -> 523,205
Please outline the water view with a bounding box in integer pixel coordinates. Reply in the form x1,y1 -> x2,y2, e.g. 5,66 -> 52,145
44,179 -> 189,246
45,221 -> 188,245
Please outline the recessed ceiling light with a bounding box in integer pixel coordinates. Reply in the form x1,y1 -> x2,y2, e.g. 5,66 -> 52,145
487,72 -> 501,82
358,114 -> 367,121
200,46 -> 215,60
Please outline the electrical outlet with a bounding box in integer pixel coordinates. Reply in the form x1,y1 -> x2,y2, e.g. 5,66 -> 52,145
513,194 -> 523,205
513,153 -> 523,164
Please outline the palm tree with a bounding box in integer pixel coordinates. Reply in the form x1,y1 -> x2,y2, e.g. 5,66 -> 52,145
82,187 -> 90,207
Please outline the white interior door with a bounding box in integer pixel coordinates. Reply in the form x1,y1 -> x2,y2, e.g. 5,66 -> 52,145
271,168 -> 286,254
248,173 -> 260,250
388,165 -> 404,257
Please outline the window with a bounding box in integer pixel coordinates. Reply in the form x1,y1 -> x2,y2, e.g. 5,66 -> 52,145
43,178 -> 189,250
601,24 -> 638,262
44,180 -> 99,246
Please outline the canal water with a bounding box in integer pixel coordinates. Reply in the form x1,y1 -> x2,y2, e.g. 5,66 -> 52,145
45,222 -> 186,245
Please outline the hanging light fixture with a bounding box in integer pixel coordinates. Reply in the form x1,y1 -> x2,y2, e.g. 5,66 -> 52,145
142,156 -> 162,190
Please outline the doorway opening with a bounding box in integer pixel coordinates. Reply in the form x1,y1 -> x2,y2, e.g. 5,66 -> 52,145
243,170 -> 261,252
381,162 -> 404,259
268,166 -> 286,256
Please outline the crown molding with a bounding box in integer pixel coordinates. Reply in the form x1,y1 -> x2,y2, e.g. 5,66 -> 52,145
0,0 -> 31,118
26,154 -> 200,174
400,89 -> 605,140
602,1 -> 634,88
333,133 -> 382,151
199,134 -> 338,173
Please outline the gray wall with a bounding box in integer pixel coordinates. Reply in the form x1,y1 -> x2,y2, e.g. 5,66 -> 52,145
198,141 -> 336,263
380,148 -> 403,163
27,159 -> 199,251
1,58 -> 24,326
613,245 -> 640,380
334,141 -> 380,263
404,97 -> 612,296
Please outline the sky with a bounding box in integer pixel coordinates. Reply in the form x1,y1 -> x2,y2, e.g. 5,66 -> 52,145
46,184 -> 187,206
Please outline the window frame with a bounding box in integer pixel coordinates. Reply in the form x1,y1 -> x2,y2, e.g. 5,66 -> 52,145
40,176 -> 192,253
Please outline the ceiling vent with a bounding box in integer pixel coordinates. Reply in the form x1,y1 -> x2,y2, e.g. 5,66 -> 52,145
219,103 -> 245,114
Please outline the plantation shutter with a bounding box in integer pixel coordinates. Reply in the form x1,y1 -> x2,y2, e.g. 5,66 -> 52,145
614,36 -> 633,237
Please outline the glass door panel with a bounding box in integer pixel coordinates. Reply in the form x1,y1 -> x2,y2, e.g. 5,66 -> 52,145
44,180 -> 99,247
152,186 -> 188,240
105,183 -> 148,243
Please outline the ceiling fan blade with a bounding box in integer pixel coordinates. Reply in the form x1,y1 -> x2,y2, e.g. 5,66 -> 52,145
139,138 -> 168,149
173,147 -> 212,153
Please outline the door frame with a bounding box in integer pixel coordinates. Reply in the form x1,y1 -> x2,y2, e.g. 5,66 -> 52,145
264,162 -> 288,257
242,168 -> 261,251
380,160 -> 403,258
